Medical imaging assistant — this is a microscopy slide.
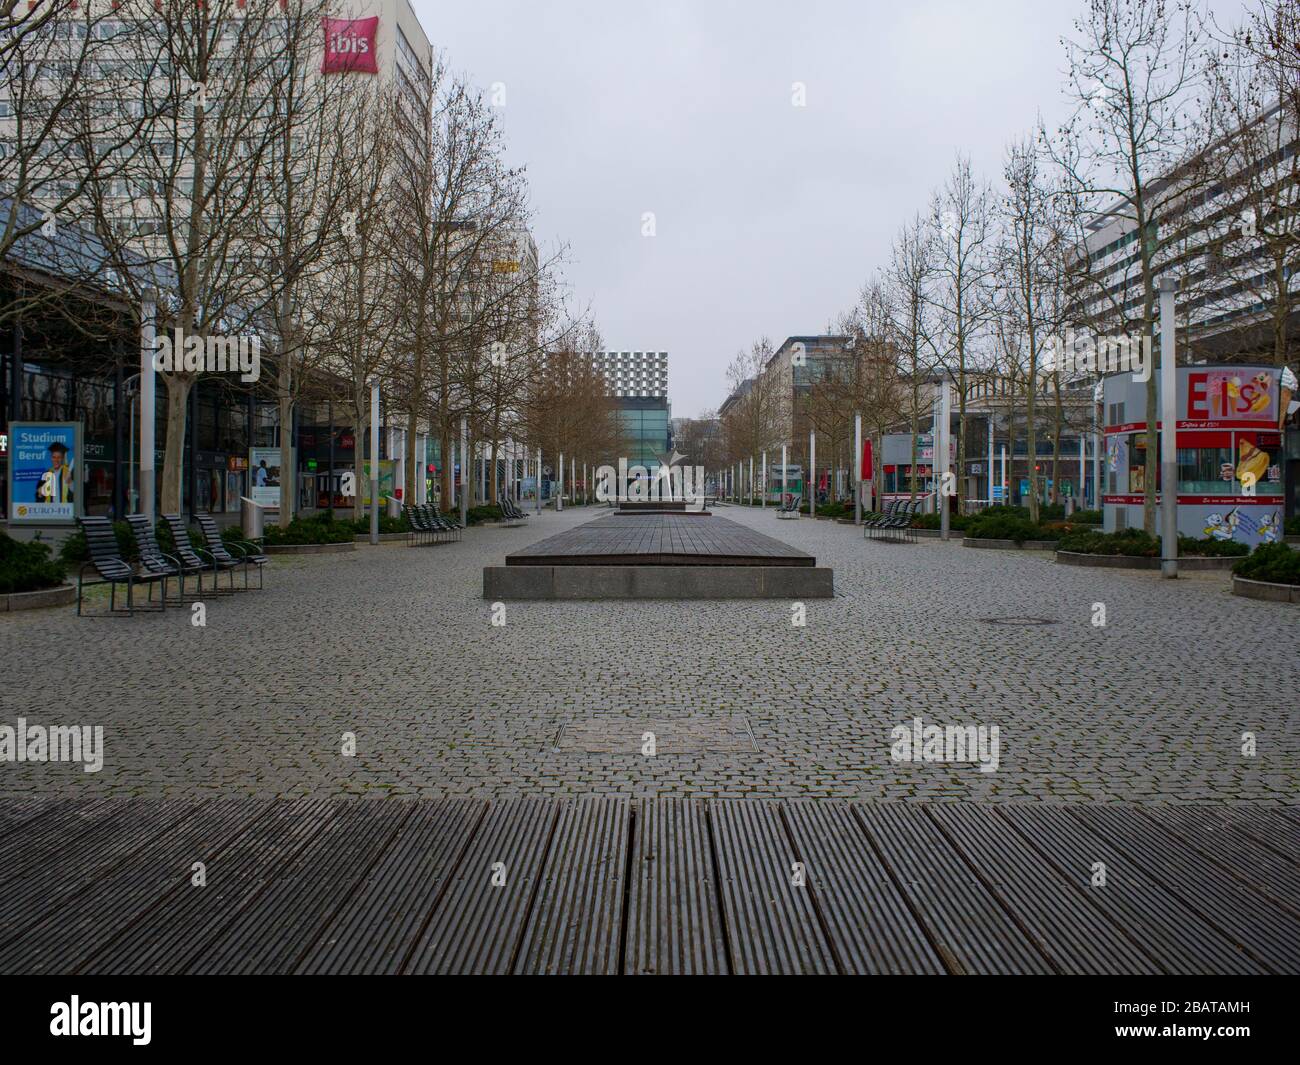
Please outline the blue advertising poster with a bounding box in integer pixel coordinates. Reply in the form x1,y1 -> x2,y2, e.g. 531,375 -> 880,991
7,421 -> 81,524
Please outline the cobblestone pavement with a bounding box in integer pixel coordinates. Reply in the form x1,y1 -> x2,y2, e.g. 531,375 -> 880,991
2,504 -> 1297,803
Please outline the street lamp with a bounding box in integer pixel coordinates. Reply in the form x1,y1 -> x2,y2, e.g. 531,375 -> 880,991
369,380 -> 380,545
1157,276 -> 1178,578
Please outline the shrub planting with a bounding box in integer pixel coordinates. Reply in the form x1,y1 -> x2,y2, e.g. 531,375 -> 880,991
0,532 -> 67,594
1233,543 -> 1300,585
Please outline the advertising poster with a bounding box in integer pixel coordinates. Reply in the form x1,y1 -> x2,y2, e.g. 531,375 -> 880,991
6,421 -> 81,524
249,447 -> 281,509
359,460 -> 396,506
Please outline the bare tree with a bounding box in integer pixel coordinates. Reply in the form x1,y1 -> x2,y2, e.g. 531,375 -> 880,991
720,336 -> 783,468
0,2 -> 159,327
928,154 -> 994,510
1000,129 -> 1068,521
1056,0 -> 1207,532
886,214 -> 938,500
78,3 -> 310,514
1202,0 -> 1300,367
389,66 -> 529,509
243,1 -> 359,526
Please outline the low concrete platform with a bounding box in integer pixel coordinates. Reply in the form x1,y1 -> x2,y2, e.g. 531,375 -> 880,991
487,511 -> 831,598
506,513 -> 815,567
484,563 -> 834,599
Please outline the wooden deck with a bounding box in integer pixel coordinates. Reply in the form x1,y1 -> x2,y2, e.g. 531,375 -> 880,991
1,797 -> 1296,974
506,513 -> 815,567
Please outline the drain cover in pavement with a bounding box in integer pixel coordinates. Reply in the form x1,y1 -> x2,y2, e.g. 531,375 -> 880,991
978,617 -> 1059,626
556,715 -> 756,754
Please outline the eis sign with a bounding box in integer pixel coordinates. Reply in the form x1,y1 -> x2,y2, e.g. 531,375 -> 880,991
321,17 -> 379,75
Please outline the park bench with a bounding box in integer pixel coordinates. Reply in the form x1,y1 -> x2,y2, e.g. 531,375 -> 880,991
868,498 -> 923,543
403,504 -> 437,546
163,513 -> 239,594
419,503 -> 462,543
499,498 -> 528,526
195,513 -> 267,590
125,514 -> 200,599
75,515 -> 170,616
861,498 -> 901,535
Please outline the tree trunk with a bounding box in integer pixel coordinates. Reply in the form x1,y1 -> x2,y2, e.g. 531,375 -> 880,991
1025,367 -> 1038,523
351,399 -> 367,523
405,409 -> 419,506
440,425 -> 453,513
489,437 -> 500,504
160,374 -> 193,515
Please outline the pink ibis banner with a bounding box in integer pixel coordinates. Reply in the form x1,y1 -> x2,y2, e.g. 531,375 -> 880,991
322,17 -> 379,75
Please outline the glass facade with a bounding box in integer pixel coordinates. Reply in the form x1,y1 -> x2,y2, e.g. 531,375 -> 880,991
617,401 -> 669,468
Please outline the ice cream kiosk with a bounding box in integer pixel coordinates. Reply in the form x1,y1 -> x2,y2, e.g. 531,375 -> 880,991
1101,363 -> 1293,547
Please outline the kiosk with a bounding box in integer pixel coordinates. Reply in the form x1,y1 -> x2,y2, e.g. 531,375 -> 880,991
1102,363 -> 1289,547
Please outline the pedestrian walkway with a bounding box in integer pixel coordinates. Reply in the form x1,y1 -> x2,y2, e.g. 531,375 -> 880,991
1,505 -> 1296,802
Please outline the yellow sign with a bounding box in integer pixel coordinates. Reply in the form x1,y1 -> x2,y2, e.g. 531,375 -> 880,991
492,260 -> 520,273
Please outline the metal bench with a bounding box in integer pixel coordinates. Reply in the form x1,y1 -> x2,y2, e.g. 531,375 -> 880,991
195,513 -> 267,590
75,516 -> 169,616
163,513 -> 238,594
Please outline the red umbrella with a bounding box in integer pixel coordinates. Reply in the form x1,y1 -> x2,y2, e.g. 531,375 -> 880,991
861,439 -> 873,480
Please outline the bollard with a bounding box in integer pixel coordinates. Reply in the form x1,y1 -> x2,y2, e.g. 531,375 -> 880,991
241,498 -> 264,541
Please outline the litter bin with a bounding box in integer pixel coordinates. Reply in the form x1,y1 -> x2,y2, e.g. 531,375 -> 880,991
386,495 -> 402,519
241,497 -> 264,540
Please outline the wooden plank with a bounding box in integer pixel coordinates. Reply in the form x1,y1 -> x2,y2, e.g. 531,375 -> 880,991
0,799 -> 266,975
1002,806 -> 1265,974
624,798 -> 728,975
186,801 -> 412,974
0,798 -> 118,888
852,804 -> 1053,974
783,801 -> 944,974
1076,805 -> 1300,973
0,798 -> 200,953
1140,806 -> 1300,917
515,798 -> 628,974
708,800 -> 835,974
404,798 -> 558,974
298,799 -> 486,974
0,796 -> 61,840
1214,807 -> 1300,864
929,805 -> 1161,974
80,799 -> 340,975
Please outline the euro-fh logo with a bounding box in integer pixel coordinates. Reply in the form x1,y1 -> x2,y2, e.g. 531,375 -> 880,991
152,326 -> 261,382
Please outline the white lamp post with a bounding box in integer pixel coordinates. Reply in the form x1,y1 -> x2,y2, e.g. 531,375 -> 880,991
139,293 -> 156,519
1157,277 -> 1178,578
369,380 -> 380,544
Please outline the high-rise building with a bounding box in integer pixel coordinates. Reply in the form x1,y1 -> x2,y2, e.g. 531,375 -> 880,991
586,350 -> 670,467
590,350 -> 669,399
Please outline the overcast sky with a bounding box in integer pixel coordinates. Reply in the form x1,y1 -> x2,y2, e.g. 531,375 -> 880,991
414,0 -> 1243,418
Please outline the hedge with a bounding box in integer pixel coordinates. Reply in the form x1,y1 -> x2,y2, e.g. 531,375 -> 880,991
1057,528 -> 1249,557
964,513 -> 1061,543
1233,543 -> 1300,585
0,532 -> 67,594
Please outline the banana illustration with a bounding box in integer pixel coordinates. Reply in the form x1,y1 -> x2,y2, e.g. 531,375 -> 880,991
1236,438 -> 1268,487
1248,373 -> 1272,413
